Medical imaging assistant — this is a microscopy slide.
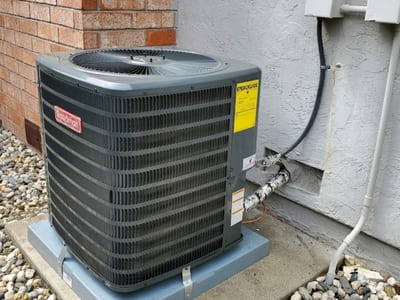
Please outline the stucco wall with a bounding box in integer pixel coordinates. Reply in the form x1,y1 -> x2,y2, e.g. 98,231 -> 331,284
177,0 -> 400,250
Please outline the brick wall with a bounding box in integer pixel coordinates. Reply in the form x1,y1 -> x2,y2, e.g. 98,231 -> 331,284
0,0 -> 176,143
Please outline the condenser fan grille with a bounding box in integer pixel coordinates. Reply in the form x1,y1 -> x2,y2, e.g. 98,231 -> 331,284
71,49 -> 223,76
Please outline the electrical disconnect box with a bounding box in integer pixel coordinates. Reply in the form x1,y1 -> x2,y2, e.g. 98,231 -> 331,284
304,0 -> 345,18
365,0 -> 400,24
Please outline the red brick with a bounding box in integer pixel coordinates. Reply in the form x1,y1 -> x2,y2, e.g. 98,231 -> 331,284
146,29 -> 175,46
82,12 -> 132,30
20,19 -> 38,36
4,81 -> 21,100
57,0 -> 97,9
135,12 -> 162,28
83,32 -> 99,49
3,29 -> 15,44
24,80 -> 39,97
9,72 -> 25,89
74,11 -> 83,29
50,44 -> 74,52
58,27 -> 83,48
25,109 -> 41,127
8,107 -> 24,127
100,0 -> 145,10
4,16 -> 20,31
82,0 -> 98,10
22,91 -> 39,113
6,43 -> 24,61
21,49 -> 37,66
35,0 -> 57,4
31,37 -> 51,54
0,92 -> 5,105
15,32 -> 32,50
57,0 -> 82,9
30,3 -> 50,22
13,125 -> 26,142
0,0 -> 13,14
147,0 -> 173,10
100,30 -> 145,47
0,67 -> 10,82
19,63 -> 37,82
3,93 -> 23,113
13,1 -> 30,18
161,11 -> 174,27
50,6 -> 74,27
37,23 -> 59,42
4,56 -> 19,72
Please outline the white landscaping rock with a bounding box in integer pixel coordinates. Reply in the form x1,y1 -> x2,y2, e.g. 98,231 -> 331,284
312,292 -> 322,300
6,249 -> 19,261
387,277 -> 397,286
337,288 -> 346,298
332,279 -> 341,288
25,268 -> 35,279
307,281 -> 318,293
377,290 -> 387,299
343,266 -> 384,282
320,292 -> 328,300
4,290 -> 14,300
351,280 -> 361,290
376,282 -> 385,293
0,129 -> 53,298
291,291 -> 301,300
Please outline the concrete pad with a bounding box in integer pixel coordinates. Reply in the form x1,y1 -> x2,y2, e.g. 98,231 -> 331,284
197,211 -> 336,300
6,208 -> 335,300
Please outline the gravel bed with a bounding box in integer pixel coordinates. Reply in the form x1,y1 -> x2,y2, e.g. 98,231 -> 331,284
290,256 -> 400,300
0,129 -> 55,300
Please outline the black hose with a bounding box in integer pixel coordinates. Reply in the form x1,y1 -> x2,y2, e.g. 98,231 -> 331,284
281,18 -> 327,157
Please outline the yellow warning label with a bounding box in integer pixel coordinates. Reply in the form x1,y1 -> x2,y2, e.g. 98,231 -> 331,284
234,79 -> 259,133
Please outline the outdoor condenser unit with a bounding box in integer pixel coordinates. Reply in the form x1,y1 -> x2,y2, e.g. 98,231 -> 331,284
36,48 -> 261,292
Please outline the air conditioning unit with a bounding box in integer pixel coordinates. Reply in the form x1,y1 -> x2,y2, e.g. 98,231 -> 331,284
37,48 -> 261,292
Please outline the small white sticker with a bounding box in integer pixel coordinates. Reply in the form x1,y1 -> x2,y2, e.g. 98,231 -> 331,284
242,154 -> 256,171
63,271 -> 72,288
231,188 -> 245,226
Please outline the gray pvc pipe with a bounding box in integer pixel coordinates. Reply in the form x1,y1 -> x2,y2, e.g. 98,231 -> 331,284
325,25 -> 400,285
340,5 -> 367,14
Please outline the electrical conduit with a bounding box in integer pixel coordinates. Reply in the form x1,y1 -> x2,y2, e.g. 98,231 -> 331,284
325,25 -> 400,285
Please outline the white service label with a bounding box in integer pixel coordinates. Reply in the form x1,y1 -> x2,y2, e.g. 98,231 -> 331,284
63,271 -> 72,288
242,154 -> 256,171
231,188 -> 245,226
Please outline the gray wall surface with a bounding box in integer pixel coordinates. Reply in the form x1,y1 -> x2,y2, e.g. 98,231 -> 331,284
177,0 -> 400,251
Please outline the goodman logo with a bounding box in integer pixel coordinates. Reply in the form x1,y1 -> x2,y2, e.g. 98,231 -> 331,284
54,106 -> 82,133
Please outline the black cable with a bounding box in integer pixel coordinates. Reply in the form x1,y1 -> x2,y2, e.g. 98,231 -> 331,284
281,18 -> 327,157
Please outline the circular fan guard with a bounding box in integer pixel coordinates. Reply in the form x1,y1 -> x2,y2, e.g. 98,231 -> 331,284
71,49 -> 224,76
